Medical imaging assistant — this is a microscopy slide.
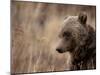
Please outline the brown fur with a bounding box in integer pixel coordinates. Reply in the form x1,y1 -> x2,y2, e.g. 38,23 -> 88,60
56,13 -> 96,70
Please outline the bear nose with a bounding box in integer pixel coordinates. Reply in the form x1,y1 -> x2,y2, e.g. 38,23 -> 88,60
56,48 -> 62,53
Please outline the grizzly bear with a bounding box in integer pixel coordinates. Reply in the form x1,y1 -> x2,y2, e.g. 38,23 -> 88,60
56,13 -> 96,70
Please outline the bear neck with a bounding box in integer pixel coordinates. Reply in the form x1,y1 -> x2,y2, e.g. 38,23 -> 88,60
73,24 -> 96,64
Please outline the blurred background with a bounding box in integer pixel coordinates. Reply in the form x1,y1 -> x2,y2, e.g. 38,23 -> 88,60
11,1 -> 96,73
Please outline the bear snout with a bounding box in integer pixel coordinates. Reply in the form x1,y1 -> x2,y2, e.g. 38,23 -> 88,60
56,48 -> 64,53
56,48 -> 62,53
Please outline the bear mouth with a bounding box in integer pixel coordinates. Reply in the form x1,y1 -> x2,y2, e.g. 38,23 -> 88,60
57,50 -> 64,53
56,49 -> 67,53
56,48 -> 73,53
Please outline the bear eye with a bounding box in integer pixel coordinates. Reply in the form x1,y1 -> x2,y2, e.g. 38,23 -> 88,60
63,32 -> 71,38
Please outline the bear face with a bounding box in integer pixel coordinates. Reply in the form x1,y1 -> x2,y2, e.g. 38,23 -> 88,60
56,13 -> 96,69
56,13 -> 88,54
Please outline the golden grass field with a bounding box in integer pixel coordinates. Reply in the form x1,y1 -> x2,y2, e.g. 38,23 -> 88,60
11,1 -> 96,73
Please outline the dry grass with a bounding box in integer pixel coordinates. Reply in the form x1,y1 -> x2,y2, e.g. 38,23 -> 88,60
11,1 -> 96,73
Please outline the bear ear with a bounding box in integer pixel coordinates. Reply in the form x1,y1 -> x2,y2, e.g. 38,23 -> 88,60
78,12 -> 87,24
